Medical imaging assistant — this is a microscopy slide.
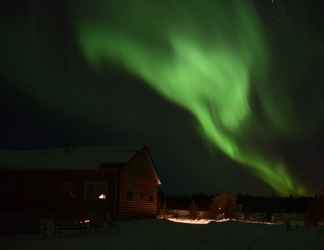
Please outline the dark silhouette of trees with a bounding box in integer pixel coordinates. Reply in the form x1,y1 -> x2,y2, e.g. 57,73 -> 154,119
209,193 -> 237,219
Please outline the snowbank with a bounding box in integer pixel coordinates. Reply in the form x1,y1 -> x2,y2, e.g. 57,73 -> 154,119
1,219 -> 323,250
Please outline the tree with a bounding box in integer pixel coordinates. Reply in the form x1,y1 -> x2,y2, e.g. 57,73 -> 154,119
304,196 -> 324,228
209,193 -> 237,219
160,199 -> 168,219
189,199 -> 198,219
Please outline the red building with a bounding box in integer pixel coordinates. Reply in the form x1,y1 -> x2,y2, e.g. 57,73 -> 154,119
0,146 -> 161,224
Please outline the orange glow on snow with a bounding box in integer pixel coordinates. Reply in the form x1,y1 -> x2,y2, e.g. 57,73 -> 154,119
167,218 -> 212,224
166,217 -> 279,225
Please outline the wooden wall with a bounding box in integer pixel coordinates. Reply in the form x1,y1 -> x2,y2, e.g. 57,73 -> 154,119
118,149 -> 160,218
0,148 -> 161,221
0,168 -> 120,220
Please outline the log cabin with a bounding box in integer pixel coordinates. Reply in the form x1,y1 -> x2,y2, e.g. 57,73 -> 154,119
0,146 -> 161,226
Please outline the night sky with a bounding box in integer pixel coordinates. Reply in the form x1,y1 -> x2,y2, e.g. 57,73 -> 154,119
1,0 -> 324,196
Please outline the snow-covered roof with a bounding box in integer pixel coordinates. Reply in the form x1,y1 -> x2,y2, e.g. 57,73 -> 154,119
0,146 -> 139,170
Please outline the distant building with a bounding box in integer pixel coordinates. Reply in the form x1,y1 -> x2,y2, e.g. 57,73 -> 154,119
0,146 -> 161,224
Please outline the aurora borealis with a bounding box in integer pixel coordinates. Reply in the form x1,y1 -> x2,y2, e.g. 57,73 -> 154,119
1,0 -> 324,196
75,0 -> 306,195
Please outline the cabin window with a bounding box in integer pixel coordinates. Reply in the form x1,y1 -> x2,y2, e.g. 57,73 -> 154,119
127,191 -> 133,201
84,181 -> 108,200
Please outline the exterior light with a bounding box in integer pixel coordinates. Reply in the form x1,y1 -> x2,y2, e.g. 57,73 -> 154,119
98,193 -> 107,200
80,219 -> 91,224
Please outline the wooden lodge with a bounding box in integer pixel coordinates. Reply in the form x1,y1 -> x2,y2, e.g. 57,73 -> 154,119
0,146 -> 161,226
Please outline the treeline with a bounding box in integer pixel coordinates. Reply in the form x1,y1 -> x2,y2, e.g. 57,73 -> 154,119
162,193 -> 320,214
237,194 -> 316,213
162,193 -> 213,210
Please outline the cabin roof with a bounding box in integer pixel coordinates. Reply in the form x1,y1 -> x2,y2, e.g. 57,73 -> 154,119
0,146 -> 139,170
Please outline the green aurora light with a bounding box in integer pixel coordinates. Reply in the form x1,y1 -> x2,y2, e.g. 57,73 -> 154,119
75,0 -> 308,195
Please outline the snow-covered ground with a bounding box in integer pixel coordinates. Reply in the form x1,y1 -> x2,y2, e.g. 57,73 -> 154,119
1,219 -> 323,250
